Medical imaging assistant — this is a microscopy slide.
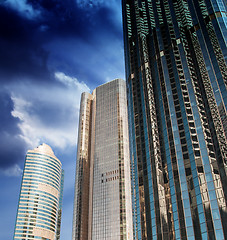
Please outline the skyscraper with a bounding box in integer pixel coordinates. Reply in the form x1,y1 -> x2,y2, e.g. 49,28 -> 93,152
122,0 -> 226,239
14,143 -> 64,240
72,79 -> 133,240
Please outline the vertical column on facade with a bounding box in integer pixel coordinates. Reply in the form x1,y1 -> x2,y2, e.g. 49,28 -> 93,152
148,0 -> 194,239
56,170 -> 64,240
124,1 -> 152,239
117,81 -> 133,240
142,3 -> 172,240
145,1 -> 179,239
88,90 -> 96,240
127,77 -> 141,240
72,93 -> 93,240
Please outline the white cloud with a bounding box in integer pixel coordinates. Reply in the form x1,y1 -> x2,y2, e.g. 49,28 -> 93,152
0,164 -> 23,177
55,72 -> 90,92
11,98 -> 41,147
3,0 -> 40,19
10,73 -> 90,151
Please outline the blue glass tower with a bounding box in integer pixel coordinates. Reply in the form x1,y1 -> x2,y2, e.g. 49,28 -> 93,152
122,0 -> 227,239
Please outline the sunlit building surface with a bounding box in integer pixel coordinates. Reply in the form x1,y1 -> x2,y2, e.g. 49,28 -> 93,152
14,144 -> 64,240
72,79 -> 133,240
122,0 -> 227,239
72,92 -> 93,240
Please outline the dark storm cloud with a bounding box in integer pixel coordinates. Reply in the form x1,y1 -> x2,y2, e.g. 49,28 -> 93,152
0,1 -> 122,83
0,5 -> 50,81
26,0 -> 122,39
0,91 -> 26,169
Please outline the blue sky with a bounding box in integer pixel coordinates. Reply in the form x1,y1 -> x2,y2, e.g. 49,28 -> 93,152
0,0 -> 125,239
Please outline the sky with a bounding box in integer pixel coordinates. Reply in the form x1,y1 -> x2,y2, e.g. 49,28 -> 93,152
0,0 -> 125,239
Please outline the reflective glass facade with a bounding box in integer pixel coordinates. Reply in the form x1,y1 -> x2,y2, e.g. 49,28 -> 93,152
122,0 -> 227,239
14,143 -> 63,240
72,79 -> 133,240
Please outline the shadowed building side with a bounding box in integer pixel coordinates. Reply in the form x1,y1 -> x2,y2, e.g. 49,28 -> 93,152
56,170 -> 64,240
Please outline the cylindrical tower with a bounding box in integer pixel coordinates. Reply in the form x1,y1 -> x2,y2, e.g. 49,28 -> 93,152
14,143 -> 63,240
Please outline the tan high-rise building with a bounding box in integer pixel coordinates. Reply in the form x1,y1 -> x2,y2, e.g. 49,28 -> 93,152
14,143 -> 64,240
72,79 -> 133,240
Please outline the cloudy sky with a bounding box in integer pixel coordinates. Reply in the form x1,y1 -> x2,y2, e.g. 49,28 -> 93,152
0,0 -> 125,238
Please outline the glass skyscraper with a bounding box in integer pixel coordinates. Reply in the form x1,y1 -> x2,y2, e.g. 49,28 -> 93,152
13,143 -> 64,240
72,79 -> 133,240
122,0 -> 226,239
